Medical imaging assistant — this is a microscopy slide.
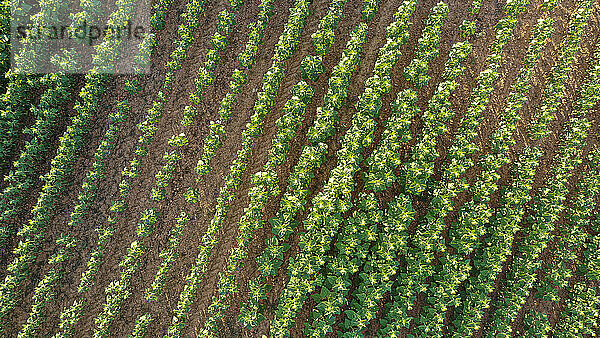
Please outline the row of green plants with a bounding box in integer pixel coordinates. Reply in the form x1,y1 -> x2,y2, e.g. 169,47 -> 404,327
137,0 -> 275,313
16,101 -> 131,336
19,1 -> 156,335
0,0 -> 90,166
125,0 -> 282,332
457,3 -> 590,333
238,16 -> 369,338
0,0 -> 50,151
144,212 -> 189,301
0,0 -> 149,325
553,187 -> 600,336
51,0 -> 205,332
351,193 -> 415,336
204,82 -> 314,334
415,7 -> 557,336
311,0 -> 347,56
308,4 -> 471,335
0,0 -> 54,168
181,8 -> 237,127
402,1 -> 448,89
18,236 -> 77,337
0,77 -> 108,328
0,0 -> 8,85
0,74 -> 72,249
464,1 -> 593,332
346,34 -> 472,338
193,0 -> 275,179
166,0 -> 313,336
241,23 -> 375,330
230,0 -> 375,330
0,75 -> 36,172
269,1 -> 432,335
274,2 -> 415,336
0,0 -> 85,249
377,0 -> 529,335
92,0 -> 249,334
129,313 -> 154,338
93,142 -> 184,337
554,281 -> 600,337
447,11 -> 588,326
487,3 -> 596,332
525,150 -> 600,335
336,54 -> 464,334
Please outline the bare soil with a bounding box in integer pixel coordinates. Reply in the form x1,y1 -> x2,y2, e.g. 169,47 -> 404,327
2,0 -> 600,336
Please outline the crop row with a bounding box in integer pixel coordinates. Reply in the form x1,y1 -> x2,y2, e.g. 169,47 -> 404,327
402,1 -> 447,89
360,36 -> 473,338
17,103 -> 131,336
204,81 -> 314,333
92,0 -> 252,334
0,0 -> 146,327
455,1 -> 594,334
303,4 -> 434,334
417,7 -> 557,336
553,179 -> 600,336
51,0 -> 206,332
486,1 -> 595,334
237,0 -> 374,330
0,75 -> 72,248
192,0 -> 275,181
269,1 -> 450,336
525,149 -> 600,335
379,0 -> 530,335
311,5 -> 474,335
165,0 -> 312,336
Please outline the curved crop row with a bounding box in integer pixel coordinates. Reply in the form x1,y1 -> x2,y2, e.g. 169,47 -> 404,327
345,37 -> 473,338
99,0 -> 282,333
92,142 -> 183,337
140,0 -> 275,310
165,0 -> 313,336
17,102 -> 131,337
553,180 -> 600,336
0,0 -> 147,326
269,2 -> 439,336
306,4 -> 449,332
0,75 -> 73,249
51,0 -> 205,332
524,149 -> 599,335
0,0 -> 84,249
402,1 -> 447,89
143,212 -> 190,301
203,82 -> 314,333
16,21 -> 159,325
415,8 -> 557,335
318,9 -> 474,334
454,2 -> 596,334
0,76 -> 37,172
192,0 -> 354,183
192,0 -> 276,181
487,16 -> 596,336
237,0 -> 380,330
92,0 -> 252,332
376,1 -> 531,336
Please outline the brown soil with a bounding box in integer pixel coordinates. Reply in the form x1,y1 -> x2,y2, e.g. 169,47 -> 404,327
2,0 -> 600,337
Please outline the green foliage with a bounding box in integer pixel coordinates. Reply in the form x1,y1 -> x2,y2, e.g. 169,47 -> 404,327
129,314 -> 154,338
459,19 -> 476,38
137,209 -> 159,237
300,55 -> 324,82
361,0 -> 380,22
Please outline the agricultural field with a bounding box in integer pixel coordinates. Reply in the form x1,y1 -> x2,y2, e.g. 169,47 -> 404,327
0,0 -> 599,336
